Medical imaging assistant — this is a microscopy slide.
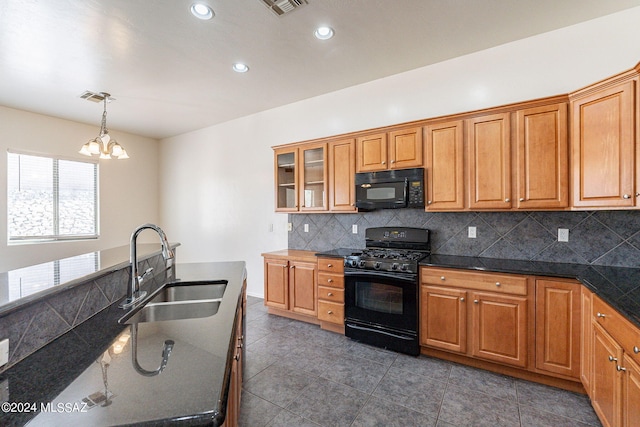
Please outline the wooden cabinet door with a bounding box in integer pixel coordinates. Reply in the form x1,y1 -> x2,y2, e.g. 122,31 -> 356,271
299,143 -> 328,211
328,138 -> 356,212
535,279 -> 581,378
274,147 -> 299,212
592,323 -> 623,427
516,103 -> 569,209
264,258 -> 288,310
289,261 -> 317,316
581,287 -> 594,392
467,113 -> 512,209
356,132 -> 388,172
420,285 -> 467,353
424,120 -> 465,210
622,354 -> 640,427
470,291 -> 528,368
389,127 -> 423,169
571,80 -> 636,208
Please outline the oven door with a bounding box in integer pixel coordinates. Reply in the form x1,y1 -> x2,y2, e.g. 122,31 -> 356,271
344,270 -> 417,333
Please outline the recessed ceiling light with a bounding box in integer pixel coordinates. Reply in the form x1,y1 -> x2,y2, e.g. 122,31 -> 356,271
190,3 -> 214,20
232,63 -> 249,73
314,26 -> 334,40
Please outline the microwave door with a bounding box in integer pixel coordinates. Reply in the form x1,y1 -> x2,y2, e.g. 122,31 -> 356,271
356,179 -> 408,210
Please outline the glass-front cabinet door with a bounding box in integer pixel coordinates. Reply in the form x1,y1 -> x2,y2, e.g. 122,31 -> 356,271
300,143 -> 327,211
275,148 -> 298,211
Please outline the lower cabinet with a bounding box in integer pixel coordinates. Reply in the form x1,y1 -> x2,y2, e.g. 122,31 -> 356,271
222,283 -> 245,427
420,268 -> 531,369
263,251 -> 317,318
317,257 -> 345,332
588,295 -> 640,427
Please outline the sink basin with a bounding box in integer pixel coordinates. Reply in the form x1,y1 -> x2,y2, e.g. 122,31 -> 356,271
149,280 -> 227,303
118,280 -> 228,324
123,300 -> 221,324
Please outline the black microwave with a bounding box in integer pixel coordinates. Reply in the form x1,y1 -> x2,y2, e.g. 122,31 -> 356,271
355,168 -> 425,210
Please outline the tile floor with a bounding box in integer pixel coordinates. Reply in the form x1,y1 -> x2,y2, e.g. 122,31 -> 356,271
240,296 -> 602,427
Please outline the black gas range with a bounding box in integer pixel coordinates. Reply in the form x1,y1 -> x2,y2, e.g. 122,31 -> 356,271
340,227 -> 430,356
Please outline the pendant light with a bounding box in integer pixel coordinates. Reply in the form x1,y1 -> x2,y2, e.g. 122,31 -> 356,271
79,92 -> 129,159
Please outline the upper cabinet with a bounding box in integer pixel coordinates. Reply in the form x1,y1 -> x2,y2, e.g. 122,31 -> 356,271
356,127 -> 423,172
328,138 -> 357,212
467,113 -> 512,209
424,120 -> 465,210
274,143 -> 327,212
516,103 -> 569,209
570,77 -> 638,208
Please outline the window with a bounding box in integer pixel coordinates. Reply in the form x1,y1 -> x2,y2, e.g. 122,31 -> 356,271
7,152 -> 98,242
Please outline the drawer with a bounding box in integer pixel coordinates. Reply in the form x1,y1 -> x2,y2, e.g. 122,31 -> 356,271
593,295 -> 640,364
318,272 -> 344,289
318,286 -> 344,303
317,301 -> 344,324
421,267 -> 528,296
317,257 -> 344,274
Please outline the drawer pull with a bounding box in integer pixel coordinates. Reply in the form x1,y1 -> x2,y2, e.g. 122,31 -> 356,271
609,355 -> 618,362
617,365 -> 627,372
327,310 -> 333,314
460,297 -> 465,302
327,292 -> 333,296
327,264 -> 333,268
635,346 -> 639,354
440,276 -> 445,281
327,279 -> 333,283
597,312 -> 606,318
495,282 -> 501,287
505,198 -> 510,202
623,194 -> 631,199
474,299 -> 479,304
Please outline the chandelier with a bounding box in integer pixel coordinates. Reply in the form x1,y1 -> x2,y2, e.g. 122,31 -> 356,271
79,92 -> 129,159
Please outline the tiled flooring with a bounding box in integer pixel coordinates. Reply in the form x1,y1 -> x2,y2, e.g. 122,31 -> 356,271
240,296 -> 602,427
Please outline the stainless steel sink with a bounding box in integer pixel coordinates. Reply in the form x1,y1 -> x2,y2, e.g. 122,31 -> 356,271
123,300 -> 221,324
149,280 -> 227,303
118,280 -> 228,324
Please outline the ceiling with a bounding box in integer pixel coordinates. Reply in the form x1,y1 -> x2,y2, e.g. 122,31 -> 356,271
1,0 -> 640,140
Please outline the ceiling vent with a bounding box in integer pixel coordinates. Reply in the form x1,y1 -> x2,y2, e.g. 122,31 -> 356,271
80,91 -> 111,103
260,0 -> 307,16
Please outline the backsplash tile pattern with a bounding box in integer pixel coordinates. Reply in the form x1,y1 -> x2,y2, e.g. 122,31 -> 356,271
289,210 -> 640,268
0,254 -> 167,371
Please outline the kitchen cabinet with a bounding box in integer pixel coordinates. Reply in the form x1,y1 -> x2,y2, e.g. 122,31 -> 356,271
535,279 -> 581,379
356,127 -> 423,172
515,103 -> 569,209
570,77 -> 637,208
424,120 -> 465,210
467,113 -> 512,209
328,138 -> 357,212
222,290 -> 245,427
590,295 -> 640,427
581,287 -> 594,392
420,267 -> 530,368
317,256 -> 345,333
274,143 -> 327,212
263,251 -> 318,319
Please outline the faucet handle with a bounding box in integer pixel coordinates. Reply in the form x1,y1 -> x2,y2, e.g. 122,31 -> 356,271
138,267 -> 154,284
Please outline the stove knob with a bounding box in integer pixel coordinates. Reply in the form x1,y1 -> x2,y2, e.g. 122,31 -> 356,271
400,264 -> 408,271
391,263 -> 399,270
350,259 -> 358,268
358,260 -> 366,268
373,261 -> 382,270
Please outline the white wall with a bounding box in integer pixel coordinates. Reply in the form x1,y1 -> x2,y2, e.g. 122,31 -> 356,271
0,105 -> 160,271
160,7 -> 640,298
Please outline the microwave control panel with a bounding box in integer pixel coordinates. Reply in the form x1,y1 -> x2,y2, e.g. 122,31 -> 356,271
407,180 -> 424,208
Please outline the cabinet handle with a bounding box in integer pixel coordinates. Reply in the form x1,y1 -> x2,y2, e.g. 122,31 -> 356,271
327,310 -> 333,314
428,200 -> 432,205
617,365 -> 627,372
234,354 -> 240,361
440,276 -> 445,281
495,282 -> 501,287
460,297 -> 465,302
597,312 -> 606,318
474,299 -> 479,304
381,161 -> 386,165
623,194 -> 631,199
636,193 -> 640,198
290,266 -> 295,269
505,198 -> 510,202
327,278 -> 334,283
390,160 -> 396,163
634,346 -> 639,354
519,198 -> 524,202
327,264 -> 333,268
609,355 -> 618,362
327,292 -> 334,296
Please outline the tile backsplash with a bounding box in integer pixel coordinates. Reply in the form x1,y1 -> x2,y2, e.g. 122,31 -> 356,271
289,210 -> 640,268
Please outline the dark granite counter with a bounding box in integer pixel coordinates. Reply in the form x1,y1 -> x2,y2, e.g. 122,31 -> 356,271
421,254 -> 640,329
0,261 -> 246,427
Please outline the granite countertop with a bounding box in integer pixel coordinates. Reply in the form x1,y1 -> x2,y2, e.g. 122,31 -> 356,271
420,254 -> 640,328
1,261 -> 246,427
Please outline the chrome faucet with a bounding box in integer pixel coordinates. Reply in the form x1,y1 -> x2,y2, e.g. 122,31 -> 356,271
119,223 -> 175,309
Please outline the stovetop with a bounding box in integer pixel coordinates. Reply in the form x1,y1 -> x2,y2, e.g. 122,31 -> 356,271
343,248 -> 429,274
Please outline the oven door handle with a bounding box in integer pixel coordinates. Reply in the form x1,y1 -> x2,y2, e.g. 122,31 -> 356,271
346,323 -> 415,341
344,269 -> 416,284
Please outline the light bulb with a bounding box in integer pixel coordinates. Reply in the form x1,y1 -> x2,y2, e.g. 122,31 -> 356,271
88,140 -> 101,155
117,150 -> 130,160
79,144 -> 92,156
111,143 -> 123,157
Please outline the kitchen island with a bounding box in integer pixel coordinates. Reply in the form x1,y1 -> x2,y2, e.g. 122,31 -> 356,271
0,261 -> 246,427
